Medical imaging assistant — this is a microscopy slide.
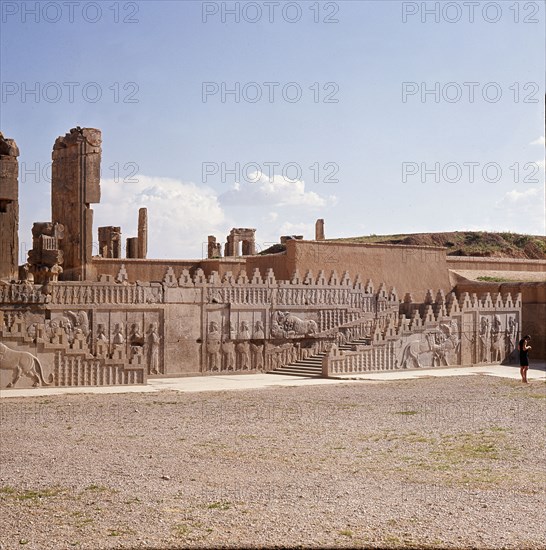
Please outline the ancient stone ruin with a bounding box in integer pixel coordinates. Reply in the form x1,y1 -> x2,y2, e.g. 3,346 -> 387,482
0,127 -> 526,388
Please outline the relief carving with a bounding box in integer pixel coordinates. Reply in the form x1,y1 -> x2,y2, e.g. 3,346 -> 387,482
206,321 -> 221,371
271,311 -> 318,338
250,342 -> 264,371
253,321 -> 265,339
0,342 -> 52,387
147,323 -> 161,374
236,340 -> 251,370
238,321 -> 251,340
399,321 -> 460,369
479,317 -> 491,363
221,340 -> 236,371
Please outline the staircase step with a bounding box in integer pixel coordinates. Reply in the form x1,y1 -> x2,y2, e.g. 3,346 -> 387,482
266,348 -> 327,378
268,368 -> 322,377
280,365 -> 321,372
268,370 -> 321,377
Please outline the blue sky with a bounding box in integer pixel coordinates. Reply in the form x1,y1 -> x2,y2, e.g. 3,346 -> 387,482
1,0 -> 544,260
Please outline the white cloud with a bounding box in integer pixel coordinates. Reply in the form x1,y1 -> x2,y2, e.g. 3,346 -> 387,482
530,136 -> 545,146
494,187 -> 545,235
278,221 -> 315,237
92,172 -> 339,259
219,171 -> 336,208
501,188 -> 540,203
94,176 -> 225,259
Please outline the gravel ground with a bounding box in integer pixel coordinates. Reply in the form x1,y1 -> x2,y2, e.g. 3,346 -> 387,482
0,376 -> 545,549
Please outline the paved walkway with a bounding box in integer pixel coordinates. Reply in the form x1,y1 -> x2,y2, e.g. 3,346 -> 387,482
1,363 -> 544,399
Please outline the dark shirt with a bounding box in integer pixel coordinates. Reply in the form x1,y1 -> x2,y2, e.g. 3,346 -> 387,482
519,338 -> 529,363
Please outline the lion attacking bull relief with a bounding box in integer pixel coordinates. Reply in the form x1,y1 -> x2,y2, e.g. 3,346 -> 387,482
270,311 -> 318,338
0,342 -> 53,387
399,320 -> 460,369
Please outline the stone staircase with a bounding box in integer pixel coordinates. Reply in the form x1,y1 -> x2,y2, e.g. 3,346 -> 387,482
267,337 -> 370,378
267,350 -> 326,377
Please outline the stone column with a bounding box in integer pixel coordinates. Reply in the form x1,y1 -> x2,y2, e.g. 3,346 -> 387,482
51,127 -> 102,281
126,237 -> 139,258
315,218 -> 325,240
242,239 -> 255,256
208,235 -> 217,259
137,207 -> 147,259
225,233 -> 236,257
98,226 -> 122,258
0,132 -> 20,281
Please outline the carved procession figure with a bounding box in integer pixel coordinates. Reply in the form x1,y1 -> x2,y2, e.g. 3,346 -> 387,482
206,321 -> 221,371
250,342 -> 264,370
253,320 -> 265,339
479,317 -> 491,362
221,340 -> 236,371
239,321 -> 251,340
236,340 -> 251,369
147,323 -> 161,374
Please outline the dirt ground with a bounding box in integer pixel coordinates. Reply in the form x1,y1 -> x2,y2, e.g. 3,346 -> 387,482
1,375 -> 545,549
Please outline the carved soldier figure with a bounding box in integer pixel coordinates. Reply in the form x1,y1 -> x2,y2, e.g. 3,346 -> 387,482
239,321 -> 251,340
129,323 -> 144,358
221,340 -> 236,371
112,323 -> 125,345
95,324 -> 108,358
206,321 -> 221,371
148,323 -> 161,374
250,342 -> 264,370
479,317 -> 491,363
253,320 -> 265,339
506,316 -> 518,362
96,324 -> 107,341
129,323 -> 143,345
236,340 -> 251,369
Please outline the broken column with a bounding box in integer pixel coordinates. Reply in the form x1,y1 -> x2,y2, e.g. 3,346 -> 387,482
51,127 -> 102,281
98,226 -> 122,258
0,132 -> 20,281
137,207 -> 147,259
126,237 -> 139,259
315,218 -> 325,240
27,222 -> 65,284
225,232 -> 235,257
208,236 -> 216,259
207,236 -> 222,258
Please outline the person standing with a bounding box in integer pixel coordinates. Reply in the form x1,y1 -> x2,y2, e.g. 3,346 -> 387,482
518,335 -> 532,383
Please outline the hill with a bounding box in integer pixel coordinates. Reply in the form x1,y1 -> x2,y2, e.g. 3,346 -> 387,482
331,232 -> 546,260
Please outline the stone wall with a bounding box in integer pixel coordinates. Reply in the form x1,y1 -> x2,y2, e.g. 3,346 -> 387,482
283,239 -> 451,301
0,267 -> 521,388
0,132 -> 19,281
